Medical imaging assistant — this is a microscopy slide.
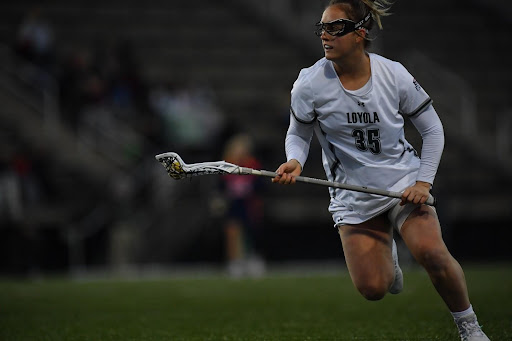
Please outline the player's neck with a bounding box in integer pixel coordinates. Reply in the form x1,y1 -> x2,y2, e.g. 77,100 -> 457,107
333,52 -> 370,91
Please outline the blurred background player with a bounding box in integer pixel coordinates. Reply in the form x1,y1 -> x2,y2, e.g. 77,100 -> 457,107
215,134 -> 265,277
272,0 -> 490,340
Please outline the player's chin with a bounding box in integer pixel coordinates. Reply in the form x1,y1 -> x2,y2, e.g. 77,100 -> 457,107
324,48 -> 340,59
324,51 -> 334,60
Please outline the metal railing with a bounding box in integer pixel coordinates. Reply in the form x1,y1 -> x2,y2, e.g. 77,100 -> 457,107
0,43 -> 156,274
0,44 -> 60,129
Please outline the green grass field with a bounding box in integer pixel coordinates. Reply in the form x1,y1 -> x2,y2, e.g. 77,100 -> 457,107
1,264 -> 511,341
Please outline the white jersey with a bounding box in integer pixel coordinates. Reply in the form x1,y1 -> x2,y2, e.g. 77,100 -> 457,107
286,53 -> 443,225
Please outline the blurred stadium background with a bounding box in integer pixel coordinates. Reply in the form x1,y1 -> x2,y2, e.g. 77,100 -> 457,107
0,0 -> 511,278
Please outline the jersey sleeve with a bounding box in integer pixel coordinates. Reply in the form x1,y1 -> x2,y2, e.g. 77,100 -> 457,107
409,104 -> 445,186
286,69 -> 317,168
290,69 -> 317,124
396,63 -> 433,118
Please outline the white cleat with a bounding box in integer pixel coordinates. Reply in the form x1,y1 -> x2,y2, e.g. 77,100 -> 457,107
388,238 -> 403,294
456,314 -> 490,341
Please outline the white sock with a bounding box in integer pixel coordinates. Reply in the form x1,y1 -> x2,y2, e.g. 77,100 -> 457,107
451,304 -> 474,320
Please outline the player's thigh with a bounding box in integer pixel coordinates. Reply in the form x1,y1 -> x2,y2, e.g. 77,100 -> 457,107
400,205 -> 450,264
337,214 -> 393,278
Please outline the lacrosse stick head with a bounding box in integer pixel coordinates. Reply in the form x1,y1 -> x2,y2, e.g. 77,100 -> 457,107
155,152 -> 241,180
155,152 -> 190,180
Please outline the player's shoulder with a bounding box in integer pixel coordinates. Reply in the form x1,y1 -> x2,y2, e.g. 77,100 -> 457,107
293,58 -> 331,92
370,53 -> 405,71
299,57 -> 329,75
370,53 -> 409,76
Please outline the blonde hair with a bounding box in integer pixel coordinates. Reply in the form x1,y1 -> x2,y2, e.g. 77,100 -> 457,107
328,0 -> 394,30
360,0 -> 393,29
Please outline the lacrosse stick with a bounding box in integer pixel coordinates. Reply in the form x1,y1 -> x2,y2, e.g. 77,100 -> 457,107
155,152 -> 436,206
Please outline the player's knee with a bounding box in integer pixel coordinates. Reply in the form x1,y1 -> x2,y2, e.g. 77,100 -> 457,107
356,283 -> 387,301
417,247 -> 450,276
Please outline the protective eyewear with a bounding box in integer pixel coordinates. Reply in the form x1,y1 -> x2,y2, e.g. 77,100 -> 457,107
314,12 -> 371,37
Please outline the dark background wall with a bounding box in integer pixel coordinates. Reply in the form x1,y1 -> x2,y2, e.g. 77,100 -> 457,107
0,0 -> 510,276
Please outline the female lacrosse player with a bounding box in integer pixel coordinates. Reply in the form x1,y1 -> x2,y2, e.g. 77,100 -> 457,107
272,1 -> 489,340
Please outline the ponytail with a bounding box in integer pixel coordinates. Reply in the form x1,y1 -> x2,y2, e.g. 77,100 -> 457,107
360,0 -> 393,29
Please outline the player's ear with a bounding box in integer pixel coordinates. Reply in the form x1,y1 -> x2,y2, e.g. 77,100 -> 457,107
355,29 -> 366,43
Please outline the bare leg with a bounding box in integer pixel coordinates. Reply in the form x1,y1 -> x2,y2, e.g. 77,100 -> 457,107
338,214 -> 395,301
400,205 -> 470,312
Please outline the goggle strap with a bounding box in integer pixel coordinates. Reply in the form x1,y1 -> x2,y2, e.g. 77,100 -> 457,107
354,12 -> 372,30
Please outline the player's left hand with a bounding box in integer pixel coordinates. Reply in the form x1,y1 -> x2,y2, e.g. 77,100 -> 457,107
400,181 -> 431,206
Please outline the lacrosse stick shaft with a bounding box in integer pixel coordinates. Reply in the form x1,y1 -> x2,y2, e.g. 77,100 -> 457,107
239,167 -> 436,206
154,152 -> 436,207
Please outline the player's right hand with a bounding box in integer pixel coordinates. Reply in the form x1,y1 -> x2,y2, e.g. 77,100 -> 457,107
272,159 -> 302,185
